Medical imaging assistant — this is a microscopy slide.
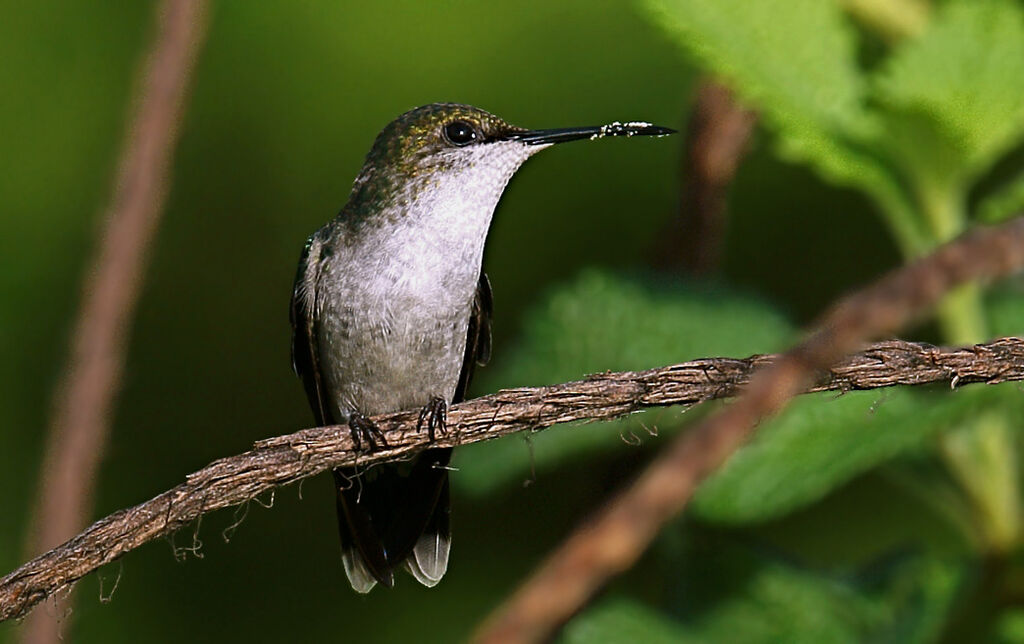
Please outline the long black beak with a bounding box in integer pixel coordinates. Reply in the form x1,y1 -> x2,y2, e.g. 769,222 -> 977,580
507,122 -> 676,145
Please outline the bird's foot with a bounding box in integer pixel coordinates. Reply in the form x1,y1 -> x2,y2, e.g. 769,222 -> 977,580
417,396 -> 448,442
349,412 -> 388,450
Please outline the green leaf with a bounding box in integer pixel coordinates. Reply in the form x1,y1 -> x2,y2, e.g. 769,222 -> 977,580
682,564 -> 874,643
643,534 -> 962,643
692,250 -> 1024,531
453,270 -> 792,496
874,0 -> 1024,179
978,169 -> 1024,223
561,598 -> 692,644
454,268 -> 1024,505
641,0 -> 924,252
692,383 -> 1018,523
643,0 -> 868,135
839,0 -> 931,43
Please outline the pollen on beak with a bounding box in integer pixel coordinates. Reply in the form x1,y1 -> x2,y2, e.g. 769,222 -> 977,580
506,122 -> 676,145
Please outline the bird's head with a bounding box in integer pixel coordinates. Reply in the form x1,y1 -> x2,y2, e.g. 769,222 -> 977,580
343,102 -> 674,227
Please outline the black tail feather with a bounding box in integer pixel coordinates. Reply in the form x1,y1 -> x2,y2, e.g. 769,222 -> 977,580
334,448 -> 452,590
334,469 -> 393,588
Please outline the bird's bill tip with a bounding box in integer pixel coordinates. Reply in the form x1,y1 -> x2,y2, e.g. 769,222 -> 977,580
507,121 -> 676,145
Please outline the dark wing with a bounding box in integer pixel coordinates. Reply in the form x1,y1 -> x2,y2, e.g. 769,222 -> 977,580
453,272 -> 493,403
292,231 -> 399,589
290,233 -> 334,426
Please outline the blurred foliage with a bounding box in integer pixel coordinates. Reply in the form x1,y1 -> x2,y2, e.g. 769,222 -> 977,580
3,0 -> 1024,642
645,0 -> 925,252
645,0 -> 1024,255
562,598 -> 690,643
980,170 -> 1024,224
565,533 -> 963,643
693,385 -> 1020,525
454,270 -> 791,495
875,0 -> 1024,178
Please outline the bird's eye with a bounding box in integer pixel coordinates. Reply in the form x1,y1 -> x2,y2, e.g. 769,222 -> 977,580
443,120 -> 477,146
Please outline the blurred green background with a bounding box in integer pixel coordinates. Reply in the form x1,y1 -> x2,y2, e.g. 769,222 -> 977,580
3,0 -> 1024,642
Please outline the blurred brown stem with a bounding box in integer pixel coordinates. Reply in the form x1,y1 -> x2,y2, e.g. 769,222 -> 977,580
4,330 -> 1024,622
655,79 -> 756,273
474,216 -> 1024,644
20,1 -> 208,642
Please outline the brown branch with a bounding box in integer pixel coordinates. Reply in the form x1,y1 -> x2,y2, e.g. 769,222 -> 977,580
655,79 -> 756,272
21,1 -> 208,642
473,216 -> 1024,644
3,333 -> 1024,623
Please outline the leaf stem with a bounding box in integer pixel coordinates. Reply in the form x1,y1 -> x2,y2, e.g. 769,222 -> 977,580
939,413 -> 1021,551
918,179 -> 1022,551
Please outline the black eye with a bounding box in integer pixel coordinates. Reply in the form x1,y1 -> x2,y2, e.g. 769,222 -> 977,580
443,120 -> 477,146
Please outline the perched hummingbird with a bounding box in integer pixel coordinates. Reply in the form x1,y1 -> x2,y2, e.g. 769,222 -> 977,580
290,103 -> 673,592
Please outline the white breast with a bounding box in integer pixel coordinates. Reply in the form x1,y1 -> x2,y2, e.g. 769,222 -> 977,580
318,140 -> 538,417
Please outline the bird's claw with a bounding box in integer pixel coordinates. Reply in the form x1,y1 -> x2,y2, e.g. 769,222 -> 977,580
349,412 -> 388,450
417,397 -> 447,442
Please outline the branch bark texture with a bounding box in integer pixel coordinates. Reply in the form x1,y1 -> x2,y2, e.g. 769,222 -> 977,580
3,335 -> 1024,622
474,216 -> 1024,644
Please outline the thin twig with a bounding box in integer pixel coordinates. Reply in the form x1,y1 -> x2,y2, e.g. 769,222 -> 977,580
655,79 -> 756,272
4,330 -> 1024,621
21,1 -> 208,642
473,216 -> 1024,644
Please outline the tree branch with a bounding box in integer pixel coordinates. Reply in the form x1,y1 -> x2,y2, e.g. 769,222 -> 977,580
655,79 -> 756,273
473,216 -> 1024,644
22,1 -> 208,641
3,333 -> 1024,622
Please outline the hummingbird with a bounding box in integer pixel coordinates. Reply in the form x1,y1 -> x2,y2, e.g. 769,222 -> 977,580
290,103 -> 673,592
